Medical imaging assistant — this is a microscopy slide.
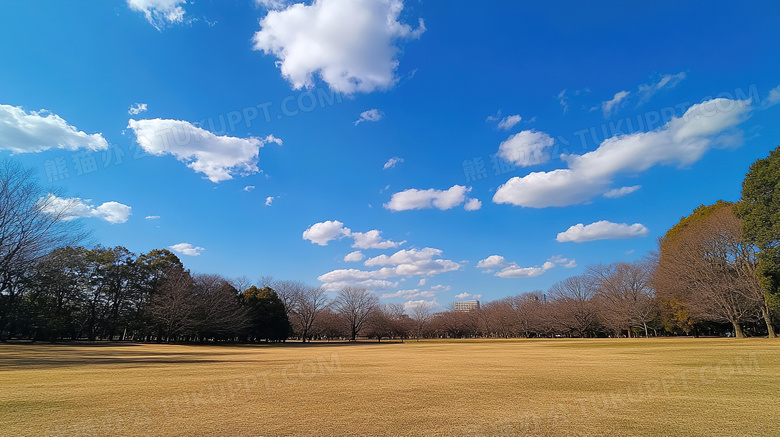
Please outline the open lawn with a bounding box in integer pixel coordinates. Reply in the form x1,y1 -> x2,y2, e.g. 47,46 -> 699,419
1,338 -> 779,436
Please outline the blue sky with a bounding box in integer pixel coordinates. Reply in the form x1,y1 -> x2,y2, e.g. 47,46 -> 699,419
1,1 -> 779,310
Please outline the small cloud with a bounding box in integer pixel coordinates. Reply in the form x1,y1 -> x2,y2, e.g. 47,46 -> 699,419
168,243 -> 205,256
498,115 -> 522,130
638,72 -> 686,104
464,198 -> 482,211
764,84 -> 780,108
265,196 -> 275,206
244,186 -> 256,192
344,251 -> 364,262
455,292 -> 481,300
354,109 -> 384,126
602,90 -> 630,118
603,185 -> 641,199
128,103 -> 148,115
145,215 -> 160,220
557,220 -> 649,243
383,157 -> 404,170
39,194 -> 131,224
417,278 -> 427,286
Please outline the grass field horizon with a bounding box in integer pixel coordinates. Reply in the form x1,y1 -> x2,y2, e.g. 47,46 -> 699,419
1,338 -> 779,436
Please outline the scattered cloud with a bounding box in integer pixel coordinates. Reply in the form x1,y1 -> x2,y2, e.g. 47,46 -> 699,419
556,88 -> 589,113
478,254 -> 575,278
487,111 -> 523,130
302,220 -> 404,249
463,198 -> 482,211
381,289 -> 436,299
556,220 -> 649,243
498,130 -> 555,167
403,299 -> 438,311
455,292 -> 481,300
602,90 -> 630,118
0,104 -> 108,153
638,72 -> 686,103
765,84 -> 780,108
302,220 -> 351,245
127,118 -> 282,183
383,157 -> 404,170
252,0 -> 425,94
318,247 -> 460,291
493,97 -> 751,208
497,114 -> 522,130
603,185 -> 641,198
385,185 -> 478,211
168,243 -> 205,256
355,109 -> 384,126
351,229 -> 405,249
126,0 -> 188,30
128,103 -> 148,115
244,185 -> 256,192
39,194 -> 131,224
145,215 -> 160,220
344,251 -> 364,262
477,255 -> 506,269
255,0 -> 289,10
265,196 -> 275,206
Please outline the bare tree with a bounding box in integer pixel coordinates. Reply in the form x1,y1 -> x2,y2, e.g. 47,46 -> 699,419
409,301 -> 435,341
290,285 -> 328,342
270,279 -> 305,320
192,274 -> 248,341
229,275 -> 254,294
655,203 -> 762,338
331,287 -> 378,340
149,267 -> 197,342
548,275 -> 597,337
588,262 -> 656,337
0,160 -> 86,340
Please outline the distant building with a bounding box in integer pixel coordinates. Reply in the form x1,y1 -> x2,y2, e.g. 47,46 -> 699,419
454,300 -> 480,312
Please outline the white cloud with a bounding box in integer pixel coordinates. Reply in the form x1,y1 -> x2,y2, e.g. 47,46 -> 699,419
128,103 -> 148,115
497,114 -> 522,130
265,196 -> 275,206
319,247 -> 460,291
638,72 -> 686,103
127,0 -> 187,30
350,229 -> 404,249
127,118 -> 281,183
557,88 -> 589,113
355,109 -> 384,126
145,215 -> 160,220
463,198 -> 482,211
381,289 -> 436,299
417,278 -> 426,286
603,185 -> 641,198
39,194 -> 131,224
455,292 -> 482,300
493,97 -> 752,208
765,84 -> 780,108
498,130 -> 555,167
556,220 -> 649,243
477,255 -> 506,269
302,220 -> 351,245
430,284 -> 451,291
168,243 -> 205,256
302,220 -> 402,249
479,254 -> 575,278
244,186 -> 255,192
602,90 -> 630,118
0,104 -> 108,153
255,0 -> 289,10
385,185 -> 474,211
403,299 -> 438,311
252,0 -> 424,94
383,156 -> 403,170
344,251 -> 364,262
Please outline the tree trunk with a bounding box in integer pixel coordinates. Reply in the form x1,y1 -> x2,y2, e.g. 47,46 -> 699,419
733,322 -> 745,338
760,306 -> 777,338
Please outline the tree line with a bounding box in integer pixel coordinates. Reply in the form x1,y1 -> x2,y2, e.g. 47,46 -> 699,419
1,146 -> 779,342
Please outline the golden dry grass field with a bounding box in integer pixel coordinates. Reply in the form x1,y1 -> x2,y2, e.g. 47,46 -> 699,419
1,338 -> 779,436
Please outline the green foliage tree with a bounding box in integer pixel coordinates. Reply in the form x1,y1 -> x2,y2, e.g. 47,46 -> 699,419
735,146 -> 780,337
241,286 -> 290,342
